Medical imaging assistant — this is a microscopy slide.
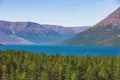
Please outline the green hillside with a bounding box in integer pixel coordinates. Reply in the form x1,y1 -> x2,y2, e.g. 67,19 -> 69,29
62,24 -> 120,46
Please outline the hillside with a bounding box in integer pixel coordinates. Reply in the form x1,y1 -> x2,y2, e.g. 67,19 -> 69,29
62,7 -> 120,46
0,21 -> 89,44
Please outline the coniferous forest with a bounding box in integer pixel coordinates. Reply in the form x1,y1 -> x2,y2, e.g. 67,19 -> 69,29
0,49 -> 120,80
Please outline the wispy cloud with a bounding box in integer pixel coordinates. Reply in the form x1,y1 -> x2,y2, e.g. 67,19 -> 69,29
64,3 -> 80,7
70,3 -> 80,7
64,3 -> 80,12
96,2 -> 100,6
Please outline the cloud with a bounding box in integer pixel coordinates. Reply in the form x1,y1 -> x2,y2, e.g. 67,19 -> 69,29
70,3 -> 80,7
64,3 -> 80,12
96,2 -> 100,6
70,9 -> 76,12
64,3 -> 80,7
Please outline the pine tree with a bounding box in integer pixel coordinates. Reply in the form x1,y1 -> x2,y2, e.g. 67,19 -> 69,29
114,60 -> 120,80
1,65 -> 7,80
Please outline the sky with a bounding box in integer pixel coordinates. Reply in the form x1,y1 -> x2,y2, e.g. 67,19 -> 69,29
0,0 -> 119,26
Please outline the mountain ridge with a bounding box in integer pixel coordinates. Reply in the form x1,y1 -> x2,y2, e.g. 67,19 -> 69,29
62,7 -> 120,46
94,7 -> 120,27
0,20 -> 90,44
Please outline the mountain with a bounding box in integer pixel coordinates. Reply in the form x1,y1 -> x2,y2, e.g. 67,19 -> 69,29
62,7 -> 120,46
0,21 -> 89,44
94,7 -> 120,27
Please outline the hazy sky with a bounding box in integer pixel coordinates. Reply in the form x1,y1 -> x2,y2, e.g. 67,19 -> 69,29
0,0 -> 119,26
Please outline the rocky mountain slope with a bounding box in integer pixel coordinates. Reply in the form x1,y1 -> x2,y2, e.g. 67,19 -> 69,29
62,7 -> 120,46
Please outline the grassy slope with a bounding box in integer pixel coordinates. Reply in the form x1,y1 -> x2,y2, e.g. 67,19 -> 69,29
62,25 -> 120,46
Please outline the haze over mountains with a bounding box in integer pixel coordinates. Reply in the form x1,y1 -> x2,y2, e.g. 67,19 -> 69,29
62,7 -> 120,46
0,21 -> 89,44
1,7 -> 120,46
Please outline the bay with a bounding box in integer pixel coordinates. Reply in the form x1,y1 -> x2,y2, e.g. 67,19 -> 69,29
0,45 -> 120,56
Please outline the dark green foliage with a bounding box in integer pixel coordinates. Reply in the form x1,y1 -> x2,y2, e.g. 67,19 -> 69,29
0,49 -> 120,80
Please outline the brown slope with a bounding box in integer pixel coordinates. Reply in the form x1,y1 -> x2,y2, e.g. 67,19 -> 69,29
95,7 -> 120,27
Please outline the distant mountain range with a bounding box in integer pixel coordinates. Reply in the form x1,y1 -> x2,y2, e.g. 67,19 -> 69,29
62,7 -> 120,46
0,21 -> 89,44
1,7 -> 120,46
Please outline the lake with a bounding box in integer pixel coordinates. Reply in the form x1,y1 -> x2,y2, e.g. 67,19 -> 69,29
0,45 -> 120,56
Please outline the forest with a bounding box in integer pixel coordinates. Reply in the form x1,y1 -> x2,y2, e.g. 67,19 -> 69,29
0,49 -> 120,80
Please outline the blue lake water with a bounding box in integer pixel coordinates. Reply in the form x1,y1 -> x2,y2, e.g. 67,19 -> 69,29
0,45 -> 120,56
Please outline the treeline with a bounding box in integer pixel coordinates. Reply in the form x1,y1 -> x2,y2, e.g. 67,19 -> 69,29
0,49 -> 120,80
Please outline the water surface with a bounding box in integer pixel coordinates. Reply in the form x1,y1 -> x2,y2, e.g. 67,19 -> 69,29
0,45 -> 120,56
